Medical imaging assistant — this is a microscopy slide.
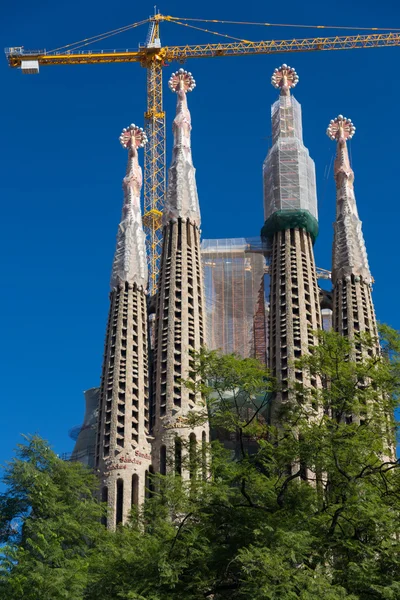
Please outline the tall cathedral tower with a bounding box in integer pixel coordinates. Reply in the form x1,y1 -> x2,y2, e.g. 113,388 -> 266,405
327,116 -> 378,355
262,65 -> 322,416
151,69 -> 209,477
95,125 -> 152,528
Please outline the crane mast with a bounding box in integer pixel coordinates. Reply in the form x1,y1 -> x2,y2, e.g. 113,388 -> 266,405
5,18 -> 400,294
142,15 -> 165,295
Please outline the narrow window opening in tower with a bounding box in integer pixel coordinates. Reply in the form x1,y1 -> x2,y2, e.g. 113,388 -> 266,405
177,219 -> 182,251
131,474 -> 139,506
160,445 -> 167,475
145,467 -> 155,499
149,465 -> 155,497
202,431 -> 207,480
299,460 -> 308,481
167,226 -> 173,257
189,433 -> 197,480
101,486 -> 108,527
175,438 -> 182,476
116,479 -> 123,526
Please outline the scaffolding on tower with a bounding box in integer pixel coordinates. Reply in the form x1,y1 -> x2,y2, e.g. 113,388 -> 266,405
201,238 -> 270,364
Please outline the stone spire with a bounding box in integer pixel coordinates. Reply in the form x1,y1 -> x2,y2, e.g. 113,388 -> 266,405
262,65 -> 322,425
327,116 -> 378,350
95,125 -> 152,529
151,70 -> 208,478
111,124 -> 148,290
163,68 -> 200,226
327,116 -> 371,286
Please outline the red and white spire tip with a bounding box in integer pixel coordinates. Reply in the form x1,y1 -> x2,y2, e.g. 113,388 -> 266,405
271,64 -> 299,95
119,124 -> 148,150
168,68 -> 196,93
327,115 -> 356,142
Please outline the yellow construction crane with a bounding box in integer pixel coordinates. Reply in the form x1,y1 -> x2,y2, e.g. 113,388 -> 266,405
5,13 -> 400,294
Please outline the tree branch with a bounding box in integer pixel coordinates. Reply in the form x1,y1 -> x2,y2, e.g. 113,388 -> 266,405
168,511 -> 193,558
277,469 -> 301,507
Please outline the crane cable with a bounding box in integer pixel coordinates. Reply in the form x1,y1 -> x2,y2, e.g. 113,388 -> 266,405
167,16 -> 400,32
45,14 -> 400,56
48,18 -> 150,54
166,18 -> 254,44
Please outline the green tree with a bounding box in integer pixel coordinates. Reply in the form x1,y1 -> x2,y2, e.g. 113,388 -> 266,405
86,330 -> 400,600
2,329 -> 400,600
0,435 -> 104,600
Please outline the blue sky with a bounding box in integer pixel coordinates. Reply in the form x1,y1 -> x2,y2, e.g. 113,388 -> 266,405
1,0 -> 399,465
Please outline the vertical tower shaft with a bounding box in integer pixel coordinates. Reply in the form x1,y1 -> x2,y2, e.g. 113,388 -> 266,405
96,125 -> 152,528
327,117 -> 394,460
328,116 -> 378,356
262,65 -> 322,418
152,70 -> 209,477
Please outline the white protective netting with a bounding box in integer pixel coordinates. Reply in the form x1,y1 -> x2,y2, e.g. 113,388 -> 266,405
263,95 -> 318,222
201,238 -> 269,363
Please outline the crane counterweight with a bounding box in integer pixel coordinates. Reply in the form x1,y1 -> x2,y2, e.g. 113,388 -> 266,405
21,60 -> 39,74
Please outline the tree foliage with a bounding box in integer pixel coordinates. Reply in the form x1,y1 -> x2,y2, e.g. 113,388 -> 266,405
0,436 -> 104,599
1,329 -> 400,599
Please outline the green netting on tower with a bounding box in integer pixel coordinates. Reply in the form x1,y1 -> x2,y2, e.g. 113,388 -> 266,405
261,209 -> 319,244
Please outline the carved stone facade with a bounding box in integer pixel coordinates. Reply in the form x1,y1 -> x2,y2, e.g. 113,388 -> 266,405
88,68 -> 389,526
152,70 -> 209,477
268,228 -> 321,412
95,126 -> 152,528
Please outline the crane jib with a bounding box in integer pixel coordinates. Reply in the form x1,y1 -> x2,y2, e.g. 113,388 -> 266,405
5,31 -> 400,69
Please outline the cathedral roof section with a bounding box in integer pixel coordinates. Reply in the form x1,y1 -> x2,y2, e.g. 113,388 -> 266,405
163,69 -> 201,227
263,65 -> 318,226
327,116 -> 372,285
110,125 -> 148,291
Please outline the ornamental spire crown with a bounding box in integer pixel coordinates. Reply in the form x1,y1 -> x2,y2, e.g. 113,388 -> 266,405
163,69 -> 201,227
271,63 -> 299,97
327,115 -> 356,201
110,124 -> 148,290
327,116 -> 372,284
